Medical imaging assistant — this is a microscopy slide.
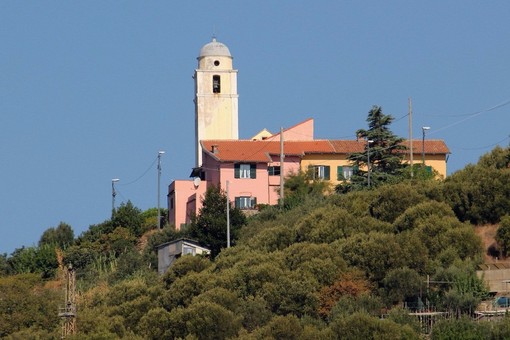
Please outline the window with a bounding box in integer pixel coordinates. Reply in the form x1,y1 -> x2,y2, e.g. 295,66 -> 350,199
183,246 -> 195,256
337,166 -> 354,180
310,165 -> 330,180
234,163 -> 256,179
268,166 -> 281,176
213,75 -> 221,93
235,196 -> 257,210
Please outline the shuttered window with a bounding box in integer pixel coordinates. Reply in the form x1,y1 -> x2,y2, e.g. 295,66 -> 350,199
310,165 -> 330,180
337,166 -> 356,180
234,163 -> 256,179
234,196 -> 257,209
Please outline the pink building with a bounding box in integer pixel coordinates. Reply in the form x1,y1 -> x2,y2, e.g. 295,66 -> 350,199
167,119 -> 450,229
168,119 -> 314,229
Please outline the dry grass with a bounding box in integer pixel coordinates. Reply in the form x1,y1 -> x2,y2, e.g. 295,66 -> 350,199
474,224 -> 505,263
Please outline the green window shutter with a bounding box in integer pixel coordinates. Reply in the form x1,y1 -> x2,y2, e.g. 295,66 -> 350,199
234,163 -> 240,178
337,166 -> 343,180
235,197 -> 240,208
354,165 -> 359,173
251,197 -> 257,207
324,166 -> 330,180
426,166 -> 432,174
250,164 -> 256,179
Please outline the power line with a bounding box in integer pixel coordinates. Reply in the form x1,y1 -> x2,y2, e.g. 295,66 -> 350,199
450,135 -> 510,151
423,98 -> 510,118
118,156 -> 158,186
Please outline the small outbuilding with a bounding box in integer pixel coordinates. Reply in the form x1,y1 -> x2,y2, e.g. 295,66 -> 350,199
156,238 -> 210,275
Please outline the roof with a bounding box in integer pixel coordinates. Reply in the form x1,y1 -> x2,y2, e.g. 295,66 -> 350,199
201,139 -> 450,163
403,140 -> 451,154
199,38 -> 232,58
156,238 -> 205,250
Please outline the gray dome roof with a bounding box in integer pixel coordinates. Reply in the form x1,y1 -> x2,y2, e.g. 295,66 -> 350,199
199,38 -> 231,58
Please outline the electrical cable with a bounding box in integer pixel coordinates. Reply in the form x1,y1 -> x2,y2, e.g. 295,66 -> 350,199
119,156 -> 158,186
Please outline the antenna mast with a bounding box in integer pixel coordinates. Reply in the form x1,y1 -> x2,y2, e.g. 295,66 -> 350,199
58,264 -> 77,338
409,97 -> 414,177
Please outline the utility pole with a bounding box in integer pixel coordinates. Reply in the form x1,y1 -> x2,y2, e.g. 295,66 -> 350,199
111,179 -> 119,218
226,180 -> 230,248
409,97 -> 414,177
279,127 -> 284,208
157,151 -> 165,229
367,140 -> 373,188
422,127 -> 430,164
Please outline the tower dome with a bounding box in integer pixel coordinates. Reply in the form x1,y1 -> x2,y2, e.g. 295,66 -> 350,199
199,38 -> 232,58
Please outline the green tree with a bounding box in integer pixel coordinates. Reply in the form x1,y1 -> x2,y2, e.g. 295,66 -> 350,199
7,244 -> 58,278
140,207 -> 169,232
138,307 -> 174,340
283,169 -> 329,210
347,105 -> 407,189
38,222 -> 74,249
112,201 -> 144,237
444,150 -> 510,224
431,316 -> 490,340
368,183 -> 426,224
329,312 -> 419,339
188,186 -> 246,258
0,274 -> 60,337
0,253 -> 9,275
496,215 -> 510,257
383,267 -> 422,305
184,301 -> 242,339
432,261 -> 488,316
393,201 -> 456,233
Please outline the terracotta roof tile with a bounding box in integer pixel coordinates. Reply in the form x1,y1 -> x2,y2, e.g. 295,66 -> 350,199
201,139 -> 449,162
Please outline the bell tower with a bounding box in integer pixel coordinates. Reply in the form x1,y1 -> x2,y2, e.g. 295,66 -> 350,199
194,37 -> 239,166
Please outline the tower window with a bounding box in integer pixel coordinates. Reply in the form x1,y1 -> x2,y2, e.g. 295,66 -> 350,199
213,75 -> 221,93
214,60 -> 220,66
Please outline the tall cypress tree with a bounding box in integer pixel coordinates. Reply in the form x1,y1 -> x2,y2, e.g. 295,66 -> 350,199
347,106 -> 407,188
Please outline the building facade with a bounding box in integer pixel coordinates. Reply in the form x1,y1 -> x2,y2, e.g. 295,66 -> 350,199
194,38 -> 239,167
167,39 -> 451,229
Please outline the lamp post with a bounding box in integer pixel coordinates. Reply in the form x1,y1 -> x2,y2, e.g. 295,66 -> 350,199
111,178 -> 119,217
422,127 -> 430,164
367,140 -> 373,188
157,151 -> 165,229
226,180 -> 230,248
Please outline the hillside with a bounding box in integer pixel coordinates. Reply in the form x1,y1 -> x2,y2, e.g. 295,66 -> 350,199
1,146 -> 510,339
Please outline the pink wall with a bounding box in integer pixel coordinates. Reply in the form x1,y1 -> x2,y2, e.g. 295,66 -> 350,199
168,179 -> 207,229
202,154 -> 301,207
266,118 -> 314,142
169,153 -> 303,228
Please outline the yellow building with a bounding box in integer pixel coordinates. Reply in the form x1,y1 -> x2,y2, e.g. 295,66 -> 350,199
300,139 -> 450,186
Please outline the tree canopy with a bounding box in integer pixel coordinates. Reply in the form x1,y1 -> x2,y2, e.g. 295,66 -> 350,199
346,105 -> 407,189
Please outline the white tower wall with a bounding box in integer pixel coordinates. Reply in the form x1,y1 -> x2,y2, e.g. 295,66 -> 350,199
194,38 -> 239,166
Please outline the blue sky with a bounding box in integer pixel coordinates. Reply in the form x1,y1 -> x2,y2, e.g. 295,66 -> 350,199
1,1 -> 509,254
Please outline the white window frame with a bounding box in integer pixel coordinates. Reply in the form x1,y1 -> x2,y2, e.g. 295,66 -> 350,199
239,164 -> 251,179
343,166 -> 354,180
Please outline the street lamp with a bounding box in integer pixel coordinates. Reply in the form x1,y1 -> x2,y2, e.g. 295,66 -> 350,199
367,140 -> 374,188
422,127 -> 430,164
111,178 -> 120,217
157,151 -> 165,229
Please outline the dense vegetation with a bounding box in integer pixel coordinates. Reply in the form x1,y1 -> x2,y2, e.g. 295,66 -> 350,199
2,107 -> 510,339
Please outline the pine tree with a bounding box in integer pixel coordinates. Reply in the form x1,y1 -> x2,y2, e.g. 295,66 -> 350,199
347,106 -> 407,188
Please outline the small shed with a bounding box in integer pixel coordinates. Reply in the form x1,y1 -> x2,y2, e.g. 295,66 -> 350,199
477,262 -> 510,294
156,238 -> 210,275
